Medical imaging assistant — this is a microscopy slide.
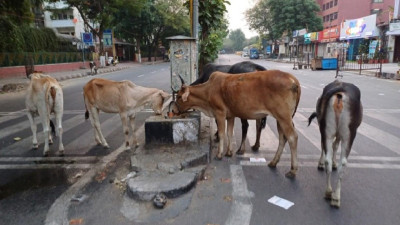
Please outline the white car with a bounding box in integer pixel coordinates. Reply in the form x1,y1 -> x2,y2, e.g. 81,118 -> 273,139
242,52 -> 249,57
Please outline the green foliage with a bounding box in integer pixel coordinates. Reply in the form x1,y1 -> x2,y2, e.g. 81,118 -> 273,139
187,0 -> 229,69
246,0 -> 322,41
0,0 -> 36,25
229,29 -> 246,51
358,39 -> 369,55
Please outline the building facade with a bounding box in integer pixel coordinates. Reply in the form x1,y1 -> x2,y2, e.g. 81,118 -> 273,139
43,1 -> 85,40
315,0 -> 395,61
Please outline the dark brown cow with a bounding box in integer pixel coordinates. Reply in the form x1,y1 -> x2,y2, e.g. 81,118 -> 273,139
173,70 -> 301,178
308,80 -> 363,207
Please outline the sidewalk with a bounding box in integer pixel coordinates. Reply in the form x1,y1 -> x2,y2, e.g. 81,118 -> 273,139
0,61 -> 164,93
265,57 -> 400,80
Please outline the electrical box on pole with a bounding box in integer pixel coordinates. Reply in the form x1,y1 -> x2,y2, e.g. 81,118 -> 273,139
166,35 -> 197,94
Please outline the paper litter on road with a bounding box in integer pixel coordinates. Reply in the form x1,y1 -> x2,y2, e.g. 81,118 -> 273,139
249,157 -> 266,163
268,195 -> 294,210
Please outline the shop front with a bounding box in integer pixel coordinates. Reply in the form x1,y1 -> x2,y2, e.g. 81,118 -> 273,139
318,25 -> 340,59
339,14 -> 380,61
386,21 -> 400,62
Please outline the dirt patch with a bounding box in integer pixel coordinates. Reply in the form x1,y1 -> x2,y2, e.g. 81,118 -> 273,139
0,83 -> 28,93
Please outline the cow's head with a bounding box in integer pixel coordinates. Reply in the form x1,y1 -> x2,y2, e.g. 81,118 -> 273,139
150,90 -> 171,115
173,75 -> 192,115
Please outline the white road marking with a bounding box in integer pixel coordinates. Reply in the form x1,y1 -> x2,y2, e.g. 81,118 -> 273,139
0,164 -> 92,170
357,122 -> 400,155
240,160 -> 400,170
65,114 -> 121,155
1,115 -> 85,156
45,127 -> 144,225
366,112 -> 400,128
0,156 -> 97,163
225,165 -> 253,225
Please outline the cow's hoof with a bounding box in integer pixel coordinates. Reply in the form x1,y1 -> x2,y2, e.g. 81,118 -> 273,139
33,144 -> 39,150
285,171 -> 296,179
225,151 -> 233,157
215,155 -> 223,160
330,199 -> 340,208
332,163 -> 338,171
324,191 -> 332,200
268,161 -> 277,168
58,151 -> 65,157
251,145 -> 260,151
43,152 -> 49,157
103,144 -> 110,149
317,164 -> 325,171
236,149 -> 245,155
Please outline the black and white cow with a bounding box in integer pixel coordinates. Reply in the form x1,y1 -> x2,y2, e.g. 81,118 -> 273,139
308,80 -> 363,208
190,61 -> 267,154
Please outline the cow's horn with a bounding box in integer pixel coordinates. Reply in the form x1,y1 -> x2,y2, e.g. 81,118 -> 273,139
178,74 -> 185,85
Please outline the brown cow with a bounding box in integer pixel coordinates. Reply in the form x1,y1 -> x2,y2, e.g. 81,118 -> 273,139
83,78 -> 170,150
173,70 -> 301,178
26,73 -> 64,156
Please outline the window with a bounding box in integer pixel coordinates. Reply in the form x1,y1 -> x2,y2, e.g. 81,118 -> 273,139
373,0 -> 383,3
334,0 -> 338,6
69,15 -> 74,19
326,3 -> 330,9
323,4 -> 325,10
371,9 -> 382,15
330,1 -> 333,7
333,12 -> 338,20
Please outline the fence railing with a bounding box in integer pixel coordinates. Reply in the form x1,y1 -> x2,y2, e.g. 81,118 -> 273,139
336,52 -> 382,77
0,52 -> 93,67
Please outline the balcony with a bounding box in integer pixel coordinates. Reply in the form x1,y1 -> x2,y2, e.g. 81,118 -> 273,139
47,19 -> 75,28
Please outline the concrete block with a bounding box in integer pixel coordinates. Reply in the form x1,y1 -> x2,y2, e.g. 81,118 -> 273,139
145,111 -> 201,145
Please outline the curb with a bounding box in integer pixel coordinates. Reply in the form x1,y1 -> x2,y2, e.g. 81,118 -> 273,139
126,115 -> 211,202
0,66 -> 131,92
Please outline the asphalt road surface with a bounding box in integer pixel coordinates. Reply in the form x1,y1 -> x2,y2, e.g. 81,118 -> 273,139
1,54 -> 400,225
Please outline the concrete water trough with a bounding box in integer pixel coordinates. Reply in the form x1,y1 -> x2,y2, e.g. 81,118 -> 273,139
144,111 -> 201,145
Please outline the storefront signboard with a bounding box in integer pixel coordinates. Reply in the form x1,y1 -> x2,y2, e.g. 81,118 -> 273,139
340,14 -> 379,40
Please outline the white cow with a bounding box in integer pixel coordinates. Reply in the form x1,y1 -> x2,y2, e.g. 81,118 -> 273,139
25,73 -> 64,156
83,78 -> 170,150
308,80 -> 363,208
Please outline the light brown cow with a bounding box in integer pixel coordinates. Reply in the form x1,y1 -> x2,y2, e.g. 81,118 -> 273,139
173,70 -> 301,178
26,73 -> 64,156
83,78 -> 170,150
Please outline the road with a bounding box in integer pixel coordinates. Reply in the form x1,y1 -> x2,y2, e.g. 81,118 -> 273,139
1,54 -> 400,225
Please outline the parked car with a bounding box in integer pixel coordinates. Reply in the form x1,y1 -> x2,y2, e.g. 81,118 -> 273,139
242,52 -> 249,57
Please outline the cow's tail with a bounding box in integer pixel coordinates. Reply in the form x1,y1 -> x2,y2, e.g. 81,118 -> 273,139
308,112 -> 317,126
83,93 -> 89,120
47,85 -> 57,136
291,82 -> 301,118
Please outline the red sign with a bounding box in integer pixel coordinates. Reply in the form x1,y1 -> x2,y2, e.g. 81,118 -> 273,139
320,25 -> 340,42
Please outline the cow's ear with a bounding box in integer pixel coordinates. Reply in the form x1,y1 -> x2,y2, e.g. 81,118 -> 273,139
182,87 -> 190,102
159,91 -> 170,100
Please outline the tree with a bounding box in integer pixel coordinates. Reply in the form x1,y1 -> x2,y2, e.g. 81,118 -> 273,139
247,0 -> 322,40
228,29 -> 246,51
51,0 -> 122,54
114,0 -> 189,62
268,0 -> 322,37
245,0 -> 278,42
186,0 -> 230,72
